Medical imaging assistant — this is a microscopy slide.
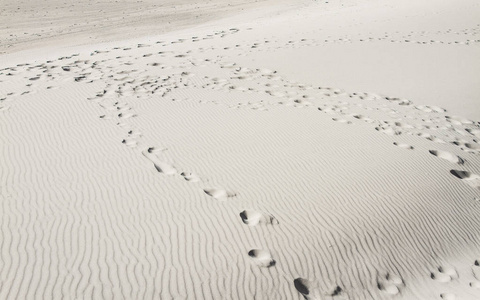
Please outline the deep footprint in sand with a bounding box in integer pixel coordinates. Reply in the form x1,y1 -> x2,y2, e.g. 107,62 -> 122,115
440,293 -> 456,300
429,150 -> 464,164
248,249 -> 276,267
332,118 -> 352,124
118,112 -> 136,119
470,260 -> 480,288
203,188 -> 236,200
445,115 -> 474,125
450,170 -> 480,190
470,281 -> 480,289
430,266 -> 458,282
294,278 -> 343,299
464,143 -> 480,151
142,148 -> 176,175
239,210 -> 278,226
377,273 -> 404,295
122,138 -> 137,147
393,142 -> 414,150
180,172 -> 200,182
294,278 -> 318,299
427,136 -> 447,144
152,161 -> 176,175
466,128 -> 480,138
376,126 -> 401,136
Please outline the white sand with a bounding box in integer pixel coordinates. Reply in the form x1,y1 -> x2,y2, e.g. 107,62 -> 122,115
1,0 -> 480,299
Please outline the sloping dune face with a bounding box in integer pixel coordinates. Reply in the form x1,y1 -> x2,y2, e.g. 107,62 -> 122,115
0,0 -> 276,54
1,0 -> 480,299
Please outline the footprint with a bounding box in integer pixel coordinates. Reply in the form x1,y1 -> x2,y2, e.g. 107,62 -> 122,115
466,128 -> 480,138
203,188 -> 236,200
427,136 -> 447,144
376,126 -> 401,136
332,118 -> 352,124
152,161 -> 176,175
378,284 -> 399,295
452,141 -> 480,153
180,172 -> 200,182
450,170 -> 480,190
122,138 -> 137,147
393,142 -> 414,150
127,130 -> 142,138
470,271 -> 480,288
445,115 -> 474,125
429,150 -> 464,164
351,114 -> 374,123
394,121 -> 414,129
239,210 -> 279,226
416,105 -> 445,113
144,146 -> 166,153
142,148 -> 176,175
470,260 -> 480,288
465,143 -> 480,151
118,112 -> 136,119
294,278 -> 343,299
430,266 -> 458,282
440,293 -> 456,300
377,273 -> 404,295
248,249 -> 276,267
470,281 -> 480,289
294,278 -> 318,299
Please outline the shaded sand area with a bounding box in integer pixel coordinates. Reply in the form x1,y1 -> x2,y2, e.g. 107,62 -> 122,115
1,0 -> 480,299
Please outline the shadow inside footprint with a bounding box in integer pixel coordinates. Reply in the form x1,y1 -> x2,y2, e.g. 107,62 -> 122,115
431,266 -> 458,283
294,278 -> 342,298
240,210 -> 261,225
450,170 -> 480,189
153,161 -> 176,175
377,273 -> 403,295
450,170 -> 471,179
393,142 -> 414,150
240,209 -> 278,226
248,249 -> 275,267
294,278 -> 311,295
203,188 -> 236,200
180,172 -> 200,182
142,148 -> 176,175
429,150 -> 464,164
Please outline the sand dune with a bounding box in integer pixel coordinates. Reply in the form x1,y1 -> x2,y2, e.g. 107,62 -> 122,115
1,0 -> 480,299
0,0 -> 292,55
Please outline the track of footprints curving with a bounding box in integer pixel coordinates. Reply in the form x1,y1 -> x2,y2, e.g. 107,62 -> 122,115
1,23 -> 480,298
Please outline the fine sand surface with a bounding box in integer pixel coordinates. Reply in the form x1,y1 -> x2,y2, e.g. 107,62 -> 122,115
1,0 -> 480,299
0,0 -> 293,54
